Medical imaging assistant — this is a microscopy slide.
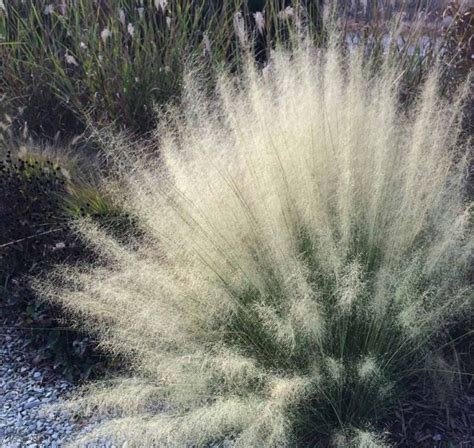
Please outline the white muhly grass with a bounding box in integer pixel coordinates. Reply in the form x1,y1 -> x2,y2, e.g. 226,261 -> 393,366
337,260 -> 365,311
203,33 -> 212,57
357,357 -> 380,382
279,6 -> 294,19
353,430 -> 388,448
333,429 -> 388,447
233,12 -> 248,48
325,357 -> 344,383
39,42 -> 471,447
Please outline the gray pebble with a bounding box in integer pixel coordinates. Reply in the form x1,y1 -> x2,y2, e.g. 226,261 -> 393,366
22,399 -> 40,410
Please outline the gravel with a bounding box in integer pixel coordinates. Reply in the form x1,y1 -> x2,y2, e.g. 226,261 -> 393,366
0,325 -> 109,448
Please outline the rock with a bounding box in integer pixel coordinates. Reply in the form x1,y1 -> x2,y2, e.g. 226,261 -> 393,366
23,398 -> 40,410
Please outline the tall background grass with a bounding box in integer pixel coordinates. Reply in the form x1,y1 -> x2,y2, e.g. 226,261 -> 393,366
0,0 -> 319,137
2,0 -> 467,140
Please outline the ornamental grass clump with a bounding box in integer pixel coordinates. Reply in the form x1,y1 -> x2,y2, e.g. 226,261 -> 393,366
38,42 -> 472,447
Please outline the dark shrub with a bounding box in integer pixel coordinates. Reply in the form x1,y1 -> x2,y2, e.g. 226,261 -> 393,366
0,149 -> 115,380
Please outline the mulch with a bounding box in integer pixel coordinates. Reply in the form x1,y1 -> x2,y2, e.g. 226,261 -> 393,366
388,387 -> 473,447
